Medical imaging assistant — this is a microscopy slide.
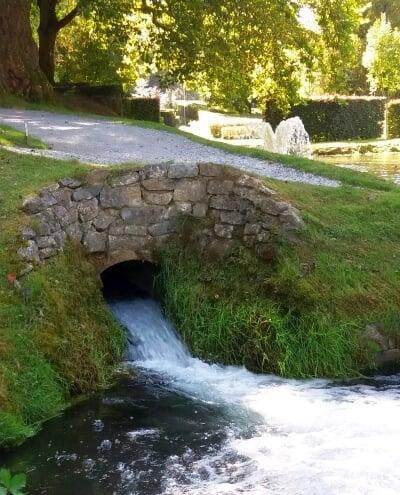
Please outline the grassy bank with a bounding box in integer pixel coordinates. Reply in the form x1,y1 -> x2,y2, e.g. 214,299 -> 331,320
157,180 -> 400,378
0,148 -> 125,448
0,124 -> 46,149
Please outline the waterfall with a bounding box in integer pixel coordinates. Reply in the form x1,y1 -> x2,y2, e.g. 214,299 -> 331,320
107,297 -> 400,495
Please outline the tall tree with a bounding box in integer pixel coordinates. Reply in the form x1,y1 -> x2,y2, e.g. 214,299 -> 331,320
0,0 -> 51,98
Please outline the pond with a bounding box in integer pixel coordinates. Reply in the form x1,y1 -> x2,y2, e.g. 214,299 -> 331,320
319,152 -> 400,184
3,297 -> 400,495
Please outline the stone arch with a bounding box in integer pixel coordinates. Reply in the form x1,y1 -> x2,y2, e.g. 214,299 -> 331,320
18,163 -> 303,270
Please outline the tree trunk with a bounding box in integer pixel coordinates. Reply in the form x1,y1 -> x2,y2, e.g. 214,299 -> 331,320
37,0 -> 79,84
38,27 -> 58,84
0,0 -> 52,99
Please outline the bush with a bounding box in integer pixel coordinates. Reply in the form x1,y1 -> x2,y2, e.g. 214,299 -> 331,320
161,110 -> 178,127
388,100 -> 400,138
266,97 -> 386,142
123,97 -> 160,122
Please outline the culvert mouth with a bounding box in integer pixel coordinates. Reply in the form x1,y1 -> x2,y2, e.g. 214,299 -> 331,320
101,260 -> 159,303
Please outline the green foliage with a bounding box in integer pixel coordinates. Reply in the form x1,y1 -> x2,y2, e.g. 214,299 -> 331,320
363,15 -> 400,95
387,100 -> 400,138
123,97 -> 160,122
266,97 -> 386,142
0,469 -> 26,495
55,1 -> 139,87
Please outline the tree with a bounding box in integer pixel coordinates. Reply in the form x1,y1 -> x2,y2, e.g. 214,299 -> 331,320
135,0 -> 364,111
0,0 -> 52,98
363,15 -> 400,95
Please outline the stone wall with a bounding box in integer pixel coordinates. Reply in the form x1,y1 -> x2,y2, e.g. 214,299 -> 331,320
18,163 -> 303,269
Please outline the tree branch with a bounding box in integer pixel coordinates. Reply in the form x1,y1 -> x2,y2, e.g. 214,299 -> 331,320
57,5 -> 79,30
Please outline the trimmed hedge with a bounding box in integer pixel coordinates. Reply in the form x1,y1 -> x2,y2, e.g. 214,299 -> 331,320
388,101 -> 400,139
266,97 -> 386,142
123,97 -> 160,122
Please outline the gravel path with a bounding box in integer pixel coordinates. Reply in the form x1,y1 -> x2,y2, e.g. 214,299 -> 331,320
0,108 -> 339,186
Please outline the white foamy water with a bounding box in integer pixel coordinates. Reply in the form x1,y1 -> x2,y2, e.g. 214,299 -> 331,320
110,299 -> 400,495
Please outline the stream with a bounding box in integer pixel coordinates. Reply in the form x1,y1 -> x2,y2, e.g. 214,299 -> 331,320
3,297 -> 400,494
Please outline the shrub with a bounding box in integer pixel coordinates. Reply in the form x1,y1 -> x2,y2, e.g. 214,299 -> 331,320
388,100 -> 400,138
161,110 -> 178,127
266,97 -> 386,142
123,97 -> 160,122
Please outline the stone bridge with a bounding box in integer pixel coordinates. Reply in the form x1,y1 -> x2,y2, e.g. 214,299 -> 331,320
18,163 -> 303,269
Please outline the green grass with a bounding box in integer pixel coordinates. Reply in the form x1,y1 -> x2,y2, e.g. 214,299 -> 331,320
157,180 -> 400,378
0,124 -> 46,149
0,149 -> 125,448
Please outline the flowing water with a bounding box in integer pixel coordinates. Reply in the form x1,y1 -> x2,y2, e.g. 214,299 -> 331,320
320,152 -> 400,184
3,298 -> 400,494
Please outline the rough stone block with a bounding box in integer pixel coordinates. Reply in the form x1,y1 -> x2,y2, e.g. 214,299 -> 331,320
148,221 -> 178,237
52,188 -> 73,208
111,171 -> 139,187
83,230 -> 107,253
32,211 -> 60,236
207,179 -> 234,195
170,203 -> 192,216
168,163 -> 199,179
142,178 -> 176,191
142,163 -> 169,179
100,185 -> 142,208
22,195 -> 56,214
85,169 -> 110,184
72,187 -> 95,202
108,235 -> 148,251
125,225 -> 148,236
279,207 -> 304,230
174,180 -> 206,202
209,195 -> 250,212
78,198 -> 99,222
37,236 -> 58,249
220,211 -> 245,225
192,203 -> 208,218
199,163 -> 223,177
260,199 -> 289,216
18,240 -> 40,263
214,223 -> 234,239
143,190 -> 173,206
93,211 -> 114,232
244,223 -> 261,235
121,206 -> 166,225
59,177 -> 82,188
20,226 -> 36,240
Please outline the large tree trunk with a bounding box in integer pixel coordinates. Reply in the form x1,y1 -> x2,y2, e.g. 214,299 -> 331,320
0,0 -> 52,99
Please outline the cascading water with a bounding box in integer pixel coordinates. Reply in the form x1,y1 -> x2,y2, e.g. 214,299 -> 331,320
4,296 -> 400,495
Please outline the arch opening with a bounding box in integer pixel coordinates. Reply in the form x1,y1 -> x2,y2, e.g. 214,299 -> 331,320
101,260 -> 159,303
